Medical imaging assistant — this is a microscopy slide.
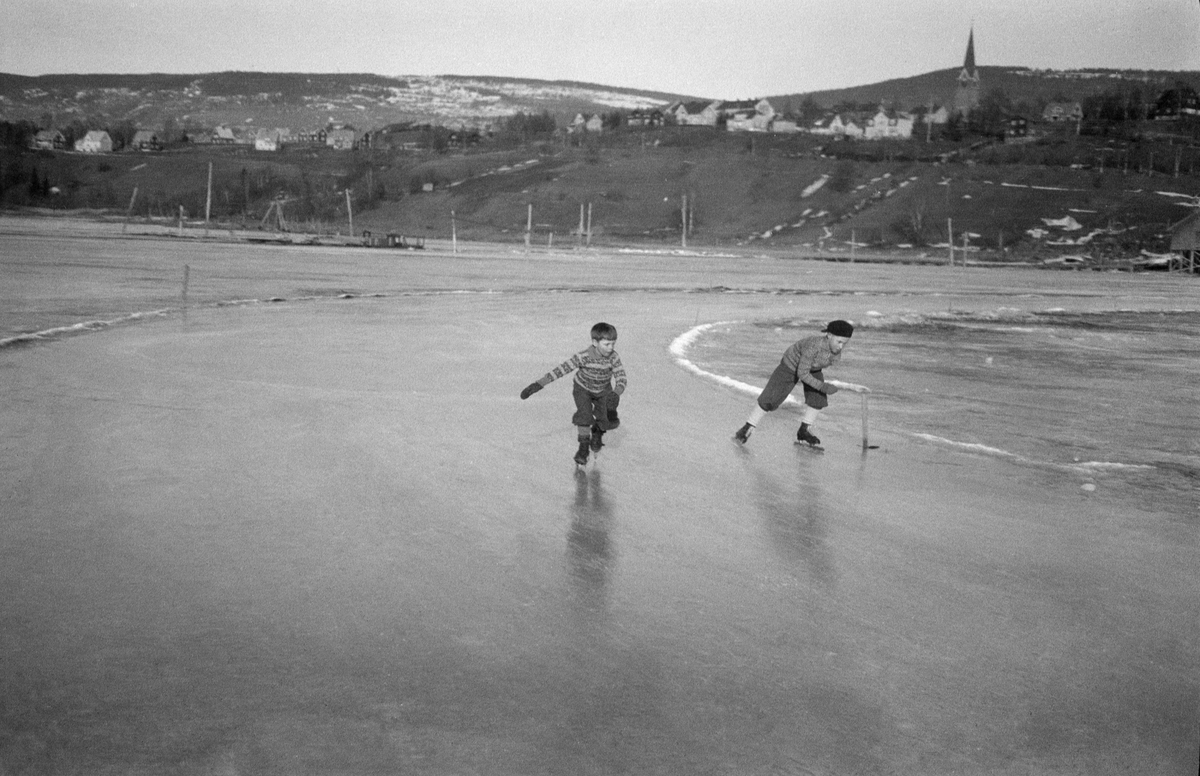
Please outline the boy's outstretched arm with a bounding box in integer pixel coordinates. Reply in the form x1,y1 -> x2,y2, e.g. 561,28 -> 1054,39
520,353 -> 583,399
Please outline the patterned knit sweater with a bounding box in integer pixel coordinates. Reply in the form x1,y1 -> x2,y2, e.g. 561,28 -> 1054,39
539,346 -> 627,394
780,335 -> 841,390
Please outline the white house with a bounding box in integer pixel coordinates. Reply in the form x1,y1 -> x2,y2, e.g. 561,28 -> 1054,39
670,100 -> 722,126
864,108 -> 915,140
769,116 -> 800,134
74,130 -> 113,153
211,125 -> 239,144
722,99 -> 775,131
569,113 -> 604,133
252,128 -> 291,151
828,114 -> 865,139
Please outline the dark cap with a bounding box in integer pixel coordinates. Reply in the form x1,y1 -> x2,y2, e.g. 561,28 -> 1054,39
822,320 -> 854,338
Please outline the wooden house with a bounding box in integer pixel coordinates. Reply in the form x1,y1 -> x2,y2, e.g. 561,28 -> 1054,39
130,130 -> 161,151
1042,102 -> 1082,123
1153,84 -> 1200,120
626,109 -> 664,128
1004,115 -> 1030,140
31,129 -> 65,150
296,128 -> 328,145
326,126 -> 358,150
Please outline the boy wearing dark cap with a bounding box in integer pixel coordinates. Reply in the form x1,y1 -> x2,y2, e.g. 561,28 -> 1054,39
734,319 -> 854,447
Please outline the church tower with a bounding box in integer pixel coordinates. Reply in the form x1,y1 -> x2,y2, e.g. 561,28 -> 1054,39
953,27 -> 980,117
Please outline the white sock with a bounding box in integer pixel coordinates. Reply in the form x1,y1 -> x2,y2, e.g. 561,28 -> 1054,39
747,406 -> 767,426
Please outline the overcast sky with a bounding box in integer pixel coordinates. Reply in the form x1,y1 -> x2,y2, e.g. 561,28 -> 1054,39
4,0 -> 1197,98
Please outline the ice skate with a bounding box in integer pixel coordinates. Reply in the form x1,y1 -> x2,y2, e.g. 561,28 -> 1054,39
589,426 -> 605,453
796,424 -> 823,451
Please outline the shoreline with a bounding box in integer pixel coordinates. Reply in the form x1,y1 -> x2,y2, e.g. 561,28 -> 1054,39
0,209 -> 1174,271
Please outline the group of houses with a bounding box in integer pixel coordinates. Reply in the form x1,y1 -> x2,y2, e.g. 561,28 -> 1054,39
28,123 -> 364,154
190,124 -> 357,151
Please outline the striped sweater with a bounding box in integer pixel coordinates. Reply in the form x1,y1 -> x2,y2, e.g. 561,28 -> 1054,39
539,346 -> 627,394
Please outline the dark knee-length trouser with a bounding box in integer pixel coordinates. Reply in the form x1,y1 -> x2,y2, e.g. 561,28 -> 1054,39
572,383 -> 621,432
756,365 -> 828,412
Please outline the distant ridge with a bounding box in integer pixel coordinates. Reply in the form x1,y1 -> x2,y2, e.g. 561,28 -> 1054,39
0,72 -> 690,129
2,68 -> 1198,129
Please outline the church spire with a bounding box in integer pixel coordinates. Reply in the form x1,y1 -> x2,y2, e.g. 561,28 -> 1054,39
963,27 -> 976,74
953,26 -> 980,117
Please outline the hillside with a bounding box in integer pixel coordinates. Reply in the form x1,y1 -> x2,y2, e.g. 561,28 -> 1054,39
0,72 -> 687,130
16,126 -> 1193,264
772,67 -> 1200,114
351,130 -> 1199,263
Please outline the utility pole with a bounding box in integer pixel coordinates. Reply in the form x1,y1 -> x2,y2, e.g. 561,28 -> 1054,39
345,189 -> 353,237
205,162 -> 213,227
947,217 -> 954,266
525,203 -> 532,250
451,210 -> 457,254
586,202 -> 592,246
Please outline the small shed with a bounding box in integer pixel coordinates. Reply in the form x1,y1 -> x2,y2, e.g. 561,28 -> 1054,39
1168,210 -> 1200,273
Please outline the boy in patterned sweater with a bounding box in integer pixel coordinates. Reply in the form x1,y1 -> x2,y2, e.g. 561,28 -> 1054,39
521,322 -> 627,465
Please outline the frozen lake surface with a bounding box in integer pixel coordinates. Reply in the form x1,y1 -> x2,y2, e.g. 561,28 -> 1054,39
2,222 -> 1198,774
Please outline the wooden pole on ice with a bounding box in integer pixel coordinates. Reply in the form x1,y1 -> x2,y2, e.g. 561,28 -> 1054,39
345,189 -> 354,237
861,393 -> 870,450
525,204 -> 532,250
451,210 -> 457,254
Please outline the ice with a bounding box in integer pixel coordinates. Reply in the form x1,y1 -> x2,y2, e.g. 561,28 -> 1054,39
1,220 -> 1198,774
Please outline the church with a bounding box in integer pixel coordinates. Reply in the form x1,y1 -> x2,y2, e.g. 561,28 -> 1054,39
953,28 -> 980,117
